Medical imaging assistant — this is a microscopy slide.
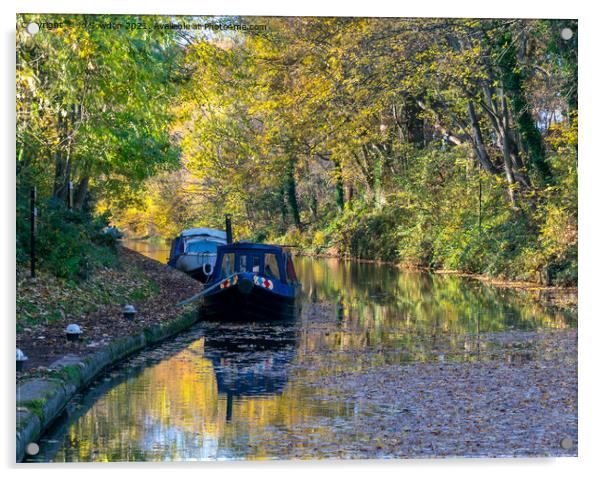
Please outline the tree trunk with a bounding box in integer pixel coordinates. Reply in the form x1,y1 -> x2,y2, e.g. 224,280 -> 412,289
73,176 -> 90,210
356,146 -> 375,200
500,94 -> 532,189
498,30 -> 552,184
480,85 -> 532,205
278,186 -> 288,234
285,155 -> 301,230
309,193 -> 318,221
467,101 -> 499,174
371,144 -> 385,208
52,113 -> 66,199
345,184 -> 354,204
500,126 -> 519,208
334,159 -> 344,212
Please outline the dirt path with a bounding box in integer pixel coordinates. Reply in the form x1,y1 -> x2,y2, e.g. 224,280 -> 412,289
16,247 -> 202,378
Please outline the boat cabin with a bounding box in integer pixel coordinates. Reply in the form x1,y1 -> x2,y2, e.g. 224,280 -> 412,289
168,228 -> 227,268
211,242 -> 298,285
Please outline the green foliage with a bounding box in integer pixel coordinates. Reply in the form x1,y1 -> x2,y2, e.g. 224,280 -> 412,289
339,205 -> 402,262
16,16 -> 577,287
20,398 -> 46,422
16,13 -> 185,279
16,14 -> 182,203
16,196 -> 117,280
302,145 -> 577,285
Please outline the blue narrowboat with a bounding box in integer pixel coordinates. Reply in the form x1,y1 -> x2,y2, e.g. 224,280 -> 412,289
202,242 -> 301,321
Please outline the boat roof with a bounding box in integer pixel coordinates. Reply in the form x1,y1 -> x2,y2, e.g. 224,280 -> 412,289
181,228 -> 227,240
218,242 -> 286,253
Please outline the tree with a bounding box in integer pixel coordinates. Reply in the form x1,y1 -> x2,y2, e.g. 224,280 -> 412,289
17,14 -> 182,209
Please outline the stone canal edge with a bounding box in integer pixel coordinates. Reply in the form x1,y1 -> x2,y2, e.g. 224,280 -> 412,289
16,308 -> 199,462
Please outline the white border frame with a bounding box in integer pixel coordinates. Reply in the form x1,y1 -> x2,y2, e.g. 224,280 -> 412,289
3,2 -> 599,476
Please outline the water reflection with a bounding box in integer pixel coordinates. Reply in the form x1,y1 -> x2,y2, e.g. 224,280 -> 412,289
123,239 -> 171,264
37,321 -> 346,462
32,250 -> 575,462
201,323 -> 298,421
295,256 -> 576,333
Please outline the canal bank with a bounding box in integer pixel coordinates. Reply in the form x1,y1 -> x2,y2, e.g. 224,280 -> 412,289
16,247 -> 203,462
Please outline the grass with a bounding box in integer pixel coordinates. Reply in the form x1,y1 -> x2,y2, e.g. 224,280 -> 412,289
19,398 -> 46,423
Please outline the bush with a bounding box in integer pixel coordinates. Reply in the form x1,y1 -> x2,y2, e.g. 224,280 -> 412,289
327,201 -> 402,262
252,145 -> 575,287
312,230 -> 326,248
16,198 -> 118,280
306,145 -> 576,287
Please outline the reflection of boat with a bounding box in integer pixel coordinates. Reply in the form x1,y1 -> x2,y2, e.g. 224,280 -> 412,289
202,243 -> 301,321
202,323 -> 298,421
168,228 -> 227,282
203,324 -> 297,396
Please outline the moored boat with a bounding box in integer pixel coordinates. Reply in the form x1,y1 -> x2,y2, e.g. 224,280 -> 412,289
202,242 -> 301,321
167,228 -> 227,282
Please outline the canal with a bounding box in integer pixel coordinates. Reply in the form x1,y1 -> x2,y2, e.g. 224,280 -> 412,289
29,241 -> 576,461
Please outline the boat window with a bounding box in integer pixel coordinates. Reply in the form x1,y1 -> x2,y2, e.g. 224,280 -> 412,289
221,253 -> 235,276
239,255 -> 248,272
264,253 -> 280,279
186,241 -> 218,253
252,255 -> 260,273
286,254 -> 297,283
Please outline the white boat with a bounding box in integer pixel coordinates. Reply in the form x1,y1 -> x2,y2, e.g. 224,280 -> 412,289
168,228 -> 227,282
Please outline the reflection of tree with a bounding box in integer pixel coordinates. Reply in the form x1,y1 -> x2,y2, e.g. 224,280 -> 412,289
295,257 -> 573,335
123,239 -> 171,264
55,338 -> 221,461
293,257 -> 574,367
51,323 -> 353,462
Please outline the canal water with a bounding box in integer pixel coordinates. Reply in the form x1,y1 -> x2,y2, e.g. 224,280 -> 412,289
29,242 -> 576,462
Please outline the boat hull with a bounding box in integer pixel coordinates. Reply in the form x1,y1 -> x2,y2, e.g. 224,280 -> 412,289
175,254 -> 217,283
185,267 -> 211,283
202,281 -> 300,322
